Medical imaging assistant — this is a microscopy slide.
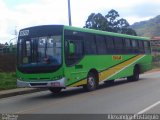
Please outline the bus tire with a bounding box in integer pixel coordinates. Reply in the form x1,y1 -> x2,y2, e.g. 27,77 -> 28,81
127,66 -> 140,82
83,73 -> 97,91
49,88 -> 62,94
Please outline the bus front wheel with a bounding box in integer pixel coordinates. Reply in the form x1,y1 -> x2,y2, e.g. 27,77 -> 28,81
49,88 -> 62,94
83,73 -> 98,91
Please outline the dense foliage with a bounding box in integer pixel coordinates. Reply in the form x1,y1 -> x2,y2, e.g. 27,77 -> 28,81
84,9 -> 137,36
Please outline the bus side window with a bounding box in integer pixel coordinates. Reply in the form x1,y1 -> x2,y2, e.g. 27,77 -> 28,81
96,35 -> 107,54
65,39 -> 84,66
84,33 -> 97,55
106,36 -> 115,54
114,37 -> 123,54
138,41 -> 144,54
124,39 -> 131,54
131,40 -> 138,54
144,41 -> 151,54
64,30 -> 84,66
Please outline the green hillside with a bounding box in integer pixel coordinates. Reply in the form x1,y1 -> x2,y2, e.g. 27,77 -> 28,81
131,15 -> 160,37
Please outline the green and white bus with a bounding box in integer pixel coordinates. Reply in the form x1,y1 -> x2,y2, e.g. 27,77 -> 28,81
16,25 -> 152,93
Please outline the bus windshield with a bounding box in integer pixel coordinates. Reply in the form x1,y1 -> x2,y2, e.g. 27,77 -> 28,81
17,35 -> 62,73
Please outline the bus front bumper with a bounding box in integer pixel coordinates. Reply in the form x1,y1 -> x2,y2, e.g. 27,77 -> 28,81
17,77 -> 66,88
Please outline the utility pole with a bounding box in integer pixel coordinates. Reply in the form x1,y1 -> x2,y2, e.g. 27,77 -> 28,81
68,0 -> 72,26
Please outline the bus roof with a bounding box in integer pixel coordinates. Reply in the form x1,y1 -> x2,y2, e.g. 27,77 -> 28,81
19,25 -> 150,41
64,25 -> 150,41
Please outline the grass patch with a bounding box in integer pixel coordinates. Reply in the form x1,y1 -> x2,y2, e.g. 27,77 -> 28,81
0,72 -> 17,91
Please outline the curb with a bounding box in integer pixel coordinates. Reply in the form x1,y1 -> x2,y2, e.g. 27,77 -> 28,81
0,88 -> 47,99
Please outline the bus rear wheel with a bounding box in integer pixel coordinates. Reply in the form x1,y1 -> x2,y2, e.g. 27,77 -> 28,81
49,88 -> 62,94
83,73 -> 98,91
127,66 -> 140,82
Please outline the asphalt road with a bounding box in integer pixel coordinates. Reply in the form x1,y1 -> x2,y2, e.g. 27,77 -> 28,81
0,71 -> 160,114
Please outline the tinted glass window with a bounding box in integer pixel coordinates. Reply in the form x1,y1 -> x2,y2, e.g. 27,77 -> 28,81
125,39 -> 131,48
131,40 -> 139,54
106,36 -> 114,49
138,41 -> 144,53
131,40 -> 138,48
114,37 -> 123,49
84,34 -> 97,54
144,41 -> 151,54
64,30 -> 84,66
96,35 -> 107,54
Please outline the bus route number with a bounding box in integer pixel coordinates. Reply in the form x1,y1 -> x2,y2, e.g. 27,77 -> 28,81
112,55 -> 122,60
19,30 -> 29,36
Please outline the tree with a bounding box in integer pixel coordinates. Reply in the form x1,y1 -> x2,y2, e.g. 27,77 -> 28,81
4,42 -> 9,46
105,9 -> 120,32
84,9 -> 137,36
84,13 -> 108,31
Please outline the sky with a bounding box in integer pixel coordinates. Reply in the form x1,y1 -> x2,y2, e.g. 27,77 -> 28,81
0,0 -> 160,44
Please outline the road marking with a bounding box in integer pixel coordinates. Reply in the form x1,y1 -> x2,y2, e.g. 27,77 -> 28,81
127,101 -> 160,120
137,101 -> 160,114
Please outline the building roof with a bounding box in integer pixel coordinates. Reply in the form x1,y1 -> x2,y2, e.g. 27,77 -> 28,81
151,36 -> 160,40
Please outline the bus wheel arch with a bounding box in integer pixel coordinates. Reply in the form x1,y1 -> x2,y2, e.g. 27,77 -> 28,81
83,69 -> 99,91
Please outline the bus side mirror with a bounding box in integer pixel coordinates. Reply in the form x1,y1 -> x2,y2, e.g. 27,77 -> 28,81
69,42 -> 75,55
